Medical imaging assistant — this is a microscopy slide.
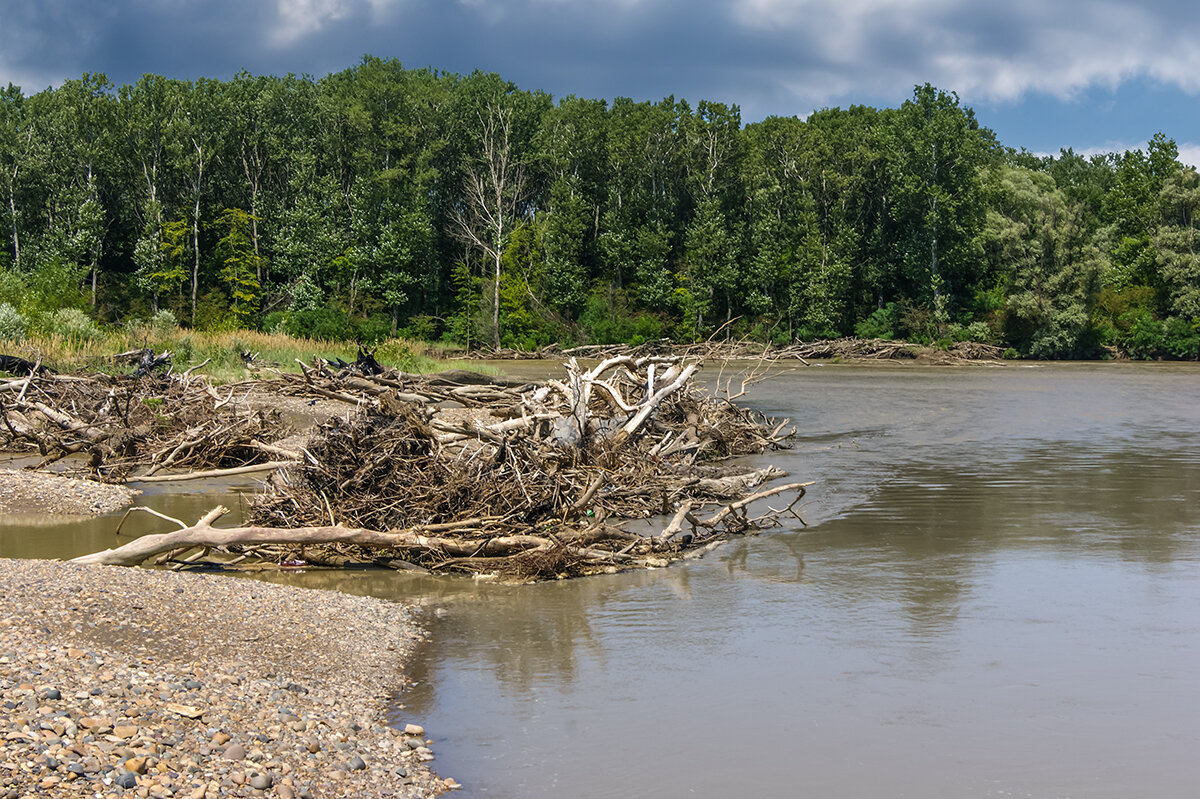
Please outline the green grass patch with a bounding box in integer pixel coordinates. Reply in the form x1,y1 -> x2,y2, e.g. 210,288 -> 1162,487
0,326 -> 480,383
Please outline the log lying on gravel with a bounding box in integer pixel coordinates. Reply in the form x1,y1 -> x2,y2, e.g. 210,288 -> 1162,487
76,355 -> 809,581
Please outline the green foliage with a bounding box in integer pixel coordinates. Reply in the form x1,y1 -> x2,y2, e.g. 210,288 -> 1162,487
42,308 -> 102,343
0,302 -> 27,341
286,307 -> 353,341
1162,317 -> 1200,359
213,208 -> 262,325
0,267 -> 25,309
397,314 -> 441,342
194,289 -> 236,332
444,261 -> 482,346
373,339 -> 426,372
142,219 -> 190,300
354,315 -> 393,344
580,283 -> 666,344
854,303 -> 899,340
1121,310 -> 1164,359
23,256 -> 89,315
1,64 -> 1198,358
1092,286 -> 1157,346
947,320 -> 994,343
150,309 -> 179,337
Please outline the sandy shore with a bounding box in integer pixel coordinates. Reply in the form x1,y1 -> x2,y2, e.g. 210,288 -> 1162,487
0,559 -> 452,798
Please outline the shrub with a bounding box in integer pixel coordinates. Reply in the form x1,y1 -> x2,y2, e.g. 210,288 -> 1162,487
354,315 -> 393,345
1120,310 -> 1164,360
44,308 -> 101,343
149,309 -> 179,338
261,311 -> 289,335
948,321 -> 994,344
854,303 -> 898,340
0,302 -> 27,341
1162,317 -> 1200,360
286,306 -> 352,341
398,314 -> 441,342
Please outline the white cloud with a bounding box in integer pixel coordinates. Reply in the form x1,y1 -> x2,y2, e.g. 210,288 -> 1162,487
724,0 -> 1200,108
1176,144 -> 1200,170
271,0 -> 352,44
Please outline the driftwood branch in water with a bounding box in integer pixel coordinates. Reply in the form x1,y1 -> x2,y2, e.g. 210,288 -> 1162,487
74,506 -> 589,567
72,478 -> 811,570
130,460 -> 295,483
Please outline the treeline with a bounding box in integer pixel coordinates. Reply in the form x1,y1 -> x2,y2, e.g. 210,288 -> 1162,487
1,57 -> 1199,358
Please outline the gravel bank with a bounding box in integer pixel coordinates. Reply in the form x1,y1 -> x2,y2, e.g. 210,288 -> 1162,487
0,560 -> 452,798
0,470 -> 139,516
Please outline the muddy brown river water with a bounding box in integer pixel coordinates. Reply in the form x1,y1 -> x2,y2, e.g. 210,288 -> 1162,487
4,362 -> 1200,797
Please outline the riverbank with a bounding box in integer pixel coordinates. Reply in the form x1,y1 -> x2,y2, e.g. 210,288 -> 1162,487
0,469 -> 139,516
466,336 -> 1008,364
0,559 -> 453,798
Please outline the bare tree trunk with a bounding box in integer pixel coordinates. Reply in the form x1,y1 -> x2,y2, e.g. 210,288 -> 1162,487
492,219 -> 503,349
451,100 -> 528,351
190,143 -> 205,326
6,179 -> 17,270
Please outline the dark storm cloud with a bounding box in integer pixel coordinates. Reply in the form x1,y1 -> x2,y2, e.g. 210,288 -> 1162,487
5,0 -> 1200,123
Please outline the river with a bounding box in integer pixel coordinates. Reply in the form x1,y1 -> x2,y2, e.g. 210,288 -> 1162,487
4,362 -> 1199,797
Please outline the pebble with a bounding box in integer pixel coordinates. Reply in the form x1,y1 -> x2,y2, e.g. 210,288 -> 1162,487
0,558 -> 453,798
0,469 -> 138,515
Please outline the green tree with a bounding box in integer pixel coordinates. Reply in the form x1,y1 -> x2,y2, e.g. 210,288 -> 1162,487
983,165 -> 1105,357
214,208 -> 262,325
1156,168 -> 1200,318
886,85 -> 992,329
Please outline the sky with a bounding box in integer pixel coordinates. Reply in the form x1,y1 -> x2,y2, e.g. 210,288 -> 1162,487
3,0 -> 1200,165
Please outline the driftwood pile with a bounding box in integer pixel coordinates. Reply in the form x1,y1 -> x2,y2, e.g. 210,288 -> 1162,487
0,355 -> 293,482
69,354 -> 807,581
471,337 -> 1005,364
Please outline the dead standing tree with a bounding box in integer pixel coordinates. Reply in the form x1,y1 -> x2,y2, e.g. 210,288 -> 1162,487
451,98 -> 530,350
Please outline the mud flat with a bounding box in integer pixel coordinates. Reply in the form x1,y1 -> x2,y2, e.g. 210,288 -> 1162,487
0,559 -> 452,798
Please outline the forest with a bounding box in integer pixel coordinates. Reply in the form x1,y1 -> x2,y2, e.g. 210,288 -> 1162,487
1,56 -> 1198,359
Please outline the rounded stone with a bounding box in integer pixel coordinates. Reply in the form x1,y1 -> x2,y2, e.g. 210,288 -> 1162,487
249,773 -> 273,790
115,770 -> 138,789
346,756 -> 366,771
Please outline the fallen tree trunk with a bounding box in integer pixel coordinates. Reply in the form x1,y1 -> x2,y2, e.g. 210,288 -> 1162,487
73,480 -> 812,572
129,460 -> 296,483
72,506 -> 554,566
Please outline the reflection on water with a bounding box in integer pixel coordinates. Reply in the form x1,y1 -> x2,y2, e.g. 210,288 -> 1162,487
390,363 -> 1200,798
4,363 -> 1200,797
0,476 -> 258,560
